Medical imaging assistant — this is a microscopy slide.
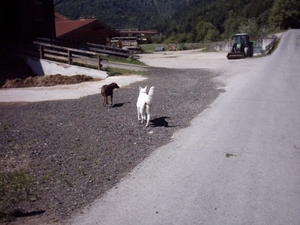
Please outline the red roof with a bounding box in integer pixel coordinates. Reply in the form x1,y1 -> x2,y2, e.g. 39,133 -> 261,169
55,12 -> 96,37
56,19 -> 96,37
55,12 -> 71,22
54,12 -> 119,38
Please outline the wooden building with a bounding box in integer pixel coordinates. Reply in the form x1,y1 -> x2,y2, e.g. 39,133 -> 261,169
0,0 -> 56,43
55,13 -> 120,47
0,0 -> 121,56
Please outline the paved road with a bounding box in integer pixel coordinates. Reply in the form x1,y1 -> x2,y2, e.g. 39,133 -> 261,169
69,30 -> 300,225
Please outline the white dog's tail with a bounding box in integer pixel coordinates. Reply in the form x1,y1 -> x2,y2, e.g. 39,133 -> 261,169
146,86 -> 155,105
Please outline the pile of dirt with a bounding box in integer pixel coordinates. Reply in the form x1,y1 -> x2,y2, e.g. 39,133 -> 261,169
0,55 -> 96,88
2,74 -> 96,88
0,55 -> 37,87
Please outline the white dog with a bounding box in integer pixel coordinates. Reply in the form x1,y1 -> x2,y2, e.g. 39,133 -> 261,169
136,86 -> 155,127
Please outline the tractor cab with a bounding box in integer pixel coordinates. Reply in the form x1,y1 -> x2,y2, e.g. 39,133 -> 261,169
227,33 -> 254,59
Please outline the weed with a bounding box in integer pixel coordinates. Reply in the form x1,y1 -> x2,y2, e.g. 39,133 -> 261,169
81,156 -> 92,161
63,178 -> 73,187
1,124 -> 10,131
0,170 -> 35,222
78,167 -> 86,176
225,153 -> 236,158
103,67 -> 146,76
103,55 -> 145,65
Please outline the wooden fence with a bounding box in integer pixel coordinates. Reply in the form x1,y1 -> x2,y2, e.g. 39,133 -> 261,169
265,37 -> 278,54
32,37 -> 141,70
35,37 -> 133,58
35,42 -> 109,70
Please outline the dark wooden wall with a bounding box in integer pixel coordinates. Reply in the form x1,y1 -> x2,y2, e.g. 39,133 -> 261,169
0,0 -> 55,43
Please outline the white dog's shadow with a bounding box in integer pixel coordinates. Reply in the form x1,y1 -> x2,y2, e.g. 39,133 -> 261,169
111,102 -> 131,108
151,117 -> 176,127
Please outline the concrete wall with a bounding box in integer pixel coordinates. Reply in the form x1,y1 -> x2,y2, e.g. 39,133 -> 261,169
26,57 -> 108,79
207,37 -> 277,52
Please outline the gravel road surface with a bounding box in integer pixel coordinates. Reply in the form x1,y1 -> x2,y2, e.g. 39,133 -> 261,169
0,58 -> 223,224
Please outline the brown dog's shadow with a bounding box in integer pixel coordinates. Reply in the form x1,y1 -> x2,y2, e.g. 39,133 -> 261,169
11,209 -> 45,218
151,117 -> 176,127
112,102 -> 131,108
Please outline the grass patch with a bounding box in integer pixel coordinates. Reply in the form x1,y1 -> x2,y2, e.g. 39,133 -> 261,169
63,178 -> 73,187
225,153 -> 236,158
0,170 -> 37,222
103,55 -> 145,66
103,67 -> 147,76
140,43 -> 164,52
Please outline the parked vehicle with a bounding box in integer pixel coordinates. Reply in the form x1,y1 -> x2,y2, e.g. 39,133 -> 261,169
227,33 -> 254,59
110,36 -> 143,53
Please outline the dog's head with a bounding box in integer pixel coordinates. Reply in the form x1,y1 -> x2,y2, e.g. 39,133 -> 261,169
139,85 -> 147,94
111,82 -> 120,89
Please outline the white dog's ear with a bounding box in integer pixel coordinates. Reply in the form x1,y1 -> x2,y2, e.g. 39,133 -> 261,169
139,86 -> 147,92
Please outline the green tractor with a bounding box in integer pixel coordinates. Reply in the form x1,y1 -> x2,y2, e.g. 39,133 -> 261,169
227,33 -> 254,59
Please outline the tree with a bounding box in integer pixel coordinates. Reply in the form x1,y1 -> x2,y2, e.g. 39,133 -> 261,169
222,16 -> 244,39
268,0 -> 300,30
196,21 -> 219,42
238,18 -> 260,37
204,28 -> 220,42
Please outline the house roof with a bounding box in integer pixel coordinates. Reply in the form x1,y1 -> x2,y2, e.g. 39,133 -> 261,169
55,12 -> 120,38
55,12 -> 71,22
56,19 -> 97,37
55,12 -> 97,37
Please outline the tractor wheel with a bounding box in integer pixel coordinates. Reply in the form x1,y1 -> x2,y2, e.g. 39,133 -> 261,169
247,43 -> 254,57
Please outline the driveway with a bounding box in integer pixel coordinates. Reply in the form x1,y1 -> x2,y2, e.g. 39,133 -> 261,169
69,29 -> 300,225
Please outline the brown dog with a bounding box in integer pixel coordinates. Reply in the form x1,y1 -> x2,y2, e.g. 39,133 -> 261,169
101,82 -> 120,106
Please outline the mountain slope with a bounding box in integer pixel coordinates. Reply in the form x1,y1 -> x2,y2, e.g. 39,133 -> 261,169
54,0 -> 300,42
54,0 -> 190,30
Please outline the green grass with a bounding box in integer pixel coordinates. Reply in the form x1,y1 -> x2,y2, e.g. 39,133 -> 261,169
103,67 -> 147,76
140,43 -> 164,52
103,55 -> 145,65
225,153 -> 236,158
0,170 -> 36,222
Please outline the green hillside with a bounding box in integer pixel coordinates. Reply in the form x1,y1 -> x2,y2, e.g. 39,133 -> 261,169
164,0 -> 300,42
54,0 -> 189,30
54,0 -> 300,42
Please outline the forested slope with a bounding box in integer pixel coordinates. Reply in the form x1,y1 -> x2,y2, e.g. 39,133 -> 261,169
54,0 -> 189,30
54,0 -> 300,42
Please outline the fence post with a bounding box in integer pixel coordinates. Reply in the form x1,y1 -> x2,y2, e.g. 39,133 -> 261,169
98,55 -> 102,70
40,44 -> 44,59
